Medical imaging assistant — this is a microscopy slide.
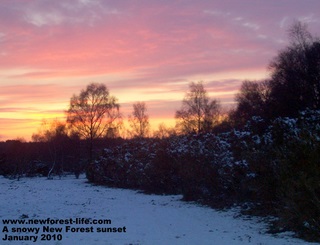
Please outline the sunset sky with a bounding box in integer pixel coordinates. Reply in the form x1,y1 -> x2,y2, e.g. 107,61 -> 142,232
1,0 -> 320,141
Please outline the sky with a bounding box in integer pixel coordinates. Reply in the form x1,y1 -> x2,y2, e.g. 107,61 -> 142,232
1,0 -> 320,141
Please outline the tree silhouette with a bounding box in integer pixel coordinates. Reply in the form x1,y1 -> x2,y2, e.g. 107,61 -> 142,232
32,119 -> 69,178
231,22 -> 320,123
175,81 -> 220,134
128,101 -> 150,138
268,21 -> 320,118
66,83 -> 121,161
231,80 -> 270,126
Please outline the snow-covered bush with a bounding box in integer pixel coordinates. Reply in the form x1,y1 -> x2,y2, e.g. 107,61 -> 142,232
229,116 -> 279,203
268,110 -> 320,241
87,109 -> 320,241
88,132 -> 249,206
88,138 -> 181,193
232,110 -> 320,241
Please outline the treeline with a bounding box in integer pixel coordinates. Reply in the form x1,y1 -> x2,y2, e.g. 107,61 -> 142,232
0,137 -> 98,179
0,22 -> 319,241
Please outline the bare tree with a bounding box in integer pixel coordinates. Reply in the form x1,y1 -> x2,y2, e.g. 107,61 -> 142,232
66,83 -> 121,160
32,119 -> 67,142
153,123 -> 176,138
175,81 -> 220,134
288,20 -> 313,50
32,119 -> 70,179
128,102 -> 150,138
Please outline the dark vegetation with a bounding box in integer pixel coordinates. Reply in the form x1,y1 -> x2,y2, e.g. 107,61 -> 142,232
0,22 -> 319,242
0,137 -> 123,179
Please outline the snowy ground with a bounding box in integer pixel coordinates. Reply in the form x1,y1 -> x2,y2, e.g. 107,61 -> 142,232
0,175 -> 315,245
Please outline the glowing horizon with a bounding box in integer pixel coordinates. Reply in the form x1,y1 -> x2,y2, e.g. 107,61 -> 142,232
1,1 -> 320,141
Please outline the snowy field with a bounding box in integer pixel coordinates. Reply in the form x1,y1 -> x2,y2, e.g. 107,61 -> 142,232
0,175 -> 315,245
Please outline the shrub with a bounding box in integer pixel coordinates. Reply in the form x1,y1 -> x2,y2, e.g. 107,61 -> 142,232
86,110 -> 320,241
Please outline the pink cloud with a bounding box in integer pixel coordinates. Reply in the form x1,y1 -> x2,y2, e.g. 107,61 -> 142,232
0,84 -> 73,105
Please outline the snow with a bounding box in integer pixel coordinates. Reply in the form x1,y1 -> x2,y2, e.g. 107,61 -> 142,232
0,175 -> 315,245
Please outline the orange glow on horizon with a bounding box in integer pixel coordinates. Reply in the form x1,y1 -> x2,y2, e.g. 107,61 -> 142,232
0,115 -> 177,142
